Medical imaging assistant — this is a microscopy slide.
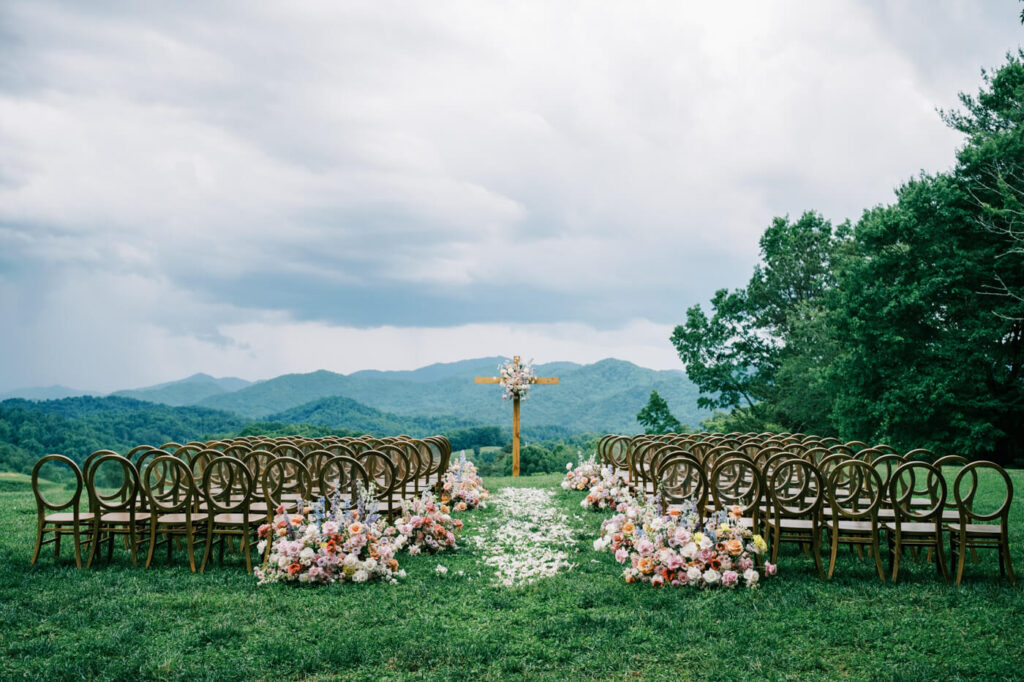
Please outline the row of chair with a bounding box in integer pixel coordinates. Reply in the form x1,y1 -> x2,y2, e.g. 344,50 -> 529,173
30,434 -> 452,573
595,432 -> 1015,586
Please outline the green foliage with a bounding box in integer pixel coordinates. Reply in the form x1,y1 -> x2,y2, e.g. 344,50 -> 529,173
636,390 -> 684,434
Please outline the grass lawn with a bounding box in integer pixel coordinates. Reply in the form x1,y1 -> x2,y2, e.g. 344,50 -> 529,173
1,471 -> 1022,680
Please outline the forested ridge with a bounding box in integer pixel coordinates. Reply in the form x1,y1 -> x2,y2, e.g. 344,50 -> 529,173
670,53 -> 1024,464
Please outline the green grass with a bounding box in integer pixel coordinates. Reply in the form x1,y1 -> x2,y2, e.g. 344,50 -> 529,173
1,470 -> 1022,680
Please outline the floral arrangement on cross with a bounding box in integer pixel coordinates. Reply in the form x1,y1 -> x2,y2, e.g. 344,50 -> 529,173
499,356 -> 536,401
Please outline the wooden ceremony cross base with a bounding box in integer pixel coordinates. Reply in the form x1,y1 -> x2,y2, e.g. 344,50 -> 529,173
474,356 -> 559,476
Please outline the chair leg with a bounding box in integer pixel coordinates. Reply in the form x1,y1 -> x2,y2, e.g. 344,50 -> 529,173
145,520 -> 158,569
54,532 -> 62,559
954,535 -> 967,587
827,532 -> 839,580
889,534 -> 900,583
186,527 -> 197,573
86,522 -> 101,569
1003,540 -> 1016,587
31,521 -> 45,565
242,528 -> 253,574
71,524 -> 84,569
872,535 -> 885,583
811,530 -> 825,580
935,540 -> 949,583
200,522 -> 214,574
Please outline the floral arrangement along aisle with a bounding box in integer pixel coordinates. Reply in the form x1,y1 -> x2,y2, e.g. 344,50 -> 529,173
254,486 -> 405,586
579,465 -> 634,512
561,452 -> 603,492
441,453 -> 490,510
396,492 -> 462,555
594,499 -> 775,589
499,356 -> 536,400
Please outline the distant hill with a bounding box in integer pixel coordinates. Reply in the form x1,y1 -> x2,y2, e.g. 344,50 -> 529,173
197,357 -> 706,433
266,396 -> 482,437
112,373 -> 252,406
0,396 -> 249,472
0,385 -> 91,401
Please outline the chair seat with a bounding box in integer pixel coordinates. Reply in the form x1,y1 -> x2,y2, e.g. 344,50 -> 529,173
825,519 -> 877,532
946,523 -> 1004,536
884,521 -> 942,535
772,518 -> 818,530
213,513 -> 263,525
154,513 -> 208,524
100,512 -> 151,523
45,512 -> 95,523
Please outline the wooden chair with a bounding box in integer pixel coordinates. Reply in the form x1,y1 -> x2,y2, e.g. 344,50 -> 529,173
654,453 -> 708,516
358,449 -> 399,517
85,454 -> 149,568
261,457 -> 312,521
709,455 -> 764,532
947,461 -> 1015,586
30,455 -> 93,569
823,459 -> 886,581
200,456 -> 260,573
141,456 -> 208,572
318,456 -> 370,511
766,458 -> 825,578
885,461 -> 949,583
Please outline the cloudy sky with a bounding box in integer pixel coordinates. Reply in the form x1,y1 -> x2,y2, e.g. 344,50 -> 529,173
0,1 -> 1020,392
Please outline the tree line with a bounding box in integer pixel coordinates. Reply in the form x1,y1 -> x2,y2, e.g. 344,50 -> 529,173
665,53 -> 1024,464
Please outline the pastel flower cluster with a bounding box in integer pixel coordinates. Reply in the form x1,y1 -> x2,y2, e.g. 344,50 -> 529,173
254,487 -> 405,586
561,452 -> 603,492
499,357 -> 535,401
441,453 -> 491,510
396,492 -> 463,555
594,499 -> 775,589
580,466 -> 635,512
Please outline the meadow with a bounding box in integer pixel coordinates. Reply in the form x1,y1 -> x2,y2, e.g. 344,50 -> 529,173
1,471 -> 1022,681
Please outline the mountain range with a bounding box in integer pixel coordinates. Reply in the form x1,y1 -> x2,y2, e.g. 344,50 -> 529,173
3,357 -> 708,434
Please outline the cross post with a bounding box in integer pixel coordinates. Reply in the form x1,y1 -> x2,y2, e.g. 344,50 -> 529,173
474,356 -> 559,476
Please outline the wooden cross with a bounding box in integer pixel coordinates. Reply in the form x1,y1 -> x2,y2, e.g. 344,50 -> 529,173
474,356 -> 559,477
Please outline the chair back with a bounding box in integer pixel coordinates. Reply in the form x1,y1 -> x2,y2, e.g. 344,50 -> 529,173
825,459 -> 884,520
32,454 -> 85,520
318,456 -> 370,507
143,456 -> 199,514
202,456 -> 254,515
710,455 -> 763,519
767,458 -> 823,519
953,461 -> 1012,525
888,461 -> 945,523
87,454 -> 142,514
654,453 -> 708,513
262,457 -> 312,511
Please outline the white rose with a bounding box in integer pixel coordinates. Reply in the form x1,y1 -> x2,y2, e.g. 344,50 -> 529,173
681,542 -> 698,560
686,566 -> 702,582
299,547 -> 316,565
352,569 -> 368,583
277,555 -> 290,570
699,535 -> 713,550
744,569 -> 759,585
593,538 -> 607,552
703,569 -> 720,584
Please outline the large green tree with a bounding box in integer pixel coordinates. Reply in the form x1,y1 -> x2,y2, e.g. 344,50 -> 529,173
670,211 -> 847,432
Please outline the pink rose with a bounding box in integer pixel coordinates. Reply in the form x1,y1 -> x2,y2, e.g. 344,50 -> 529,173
764,561 -> 777,576
614,548 -> 628,563
721,570 -> 739,587
738,556 -> 753,571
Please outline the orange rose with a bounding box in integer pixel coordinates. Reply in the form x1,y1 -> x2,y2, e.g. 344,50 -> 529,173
725,538 -> 743,556
637,557 -> 655,574
387,559 -> 399,572
729,505 -> 742,520
348,522 -> 364,536
622,521 -> 636,535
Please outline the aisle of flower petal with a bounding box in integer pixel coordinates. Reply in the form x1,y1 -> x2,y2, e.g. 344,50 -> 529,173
469,487 -> 578,587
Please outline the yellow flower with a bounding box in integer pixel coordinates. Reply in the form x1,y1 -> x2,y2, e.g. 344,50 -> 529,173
719,523 -> 732,535
753,535 -> 767,553
693,532 -> 704,545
